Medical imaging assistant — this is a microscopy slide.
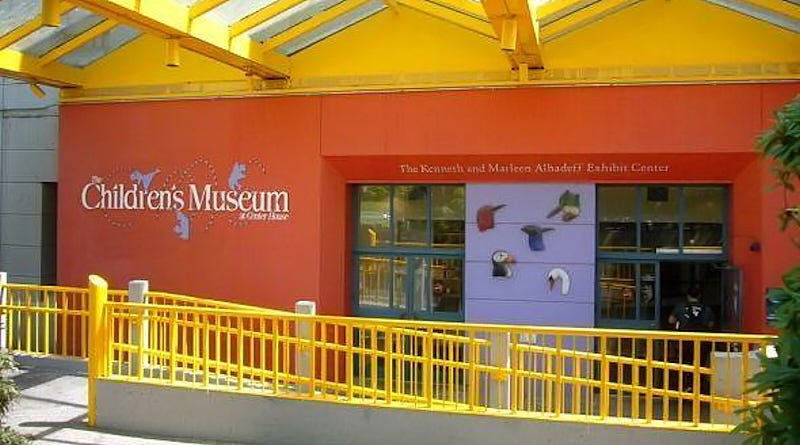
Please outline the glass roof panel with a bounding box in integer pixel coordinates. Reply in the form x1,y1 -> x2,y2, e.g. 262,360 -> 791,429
248,0 -> 346,42
11,9 -> 105,57
277,0 -> 386,55
207,0 -> 281,25
0,0 -> 40,36
58,25 -> 141,68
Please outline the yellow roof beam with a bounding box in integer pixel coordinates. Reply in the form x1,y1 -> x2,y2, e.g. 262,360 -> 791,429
540,0 -> 644,42
65,0 -> 290,78
702,0 -> 799,32
481,0 -> 542,68
188,0 -> 231,19
397,0 -> 496,38
426,0 -> 488,19
230,0 -> 310,38
37,20 -> 119,66
0,3 -> 76,50
0,48 -> 83,87
260,0 -> 374,51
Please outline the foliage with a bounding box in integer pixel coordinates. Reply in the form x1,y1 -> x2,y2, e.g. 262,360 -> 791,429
757,95 -> 800,242
734,95 -> 800,445
0,353 -> 28,445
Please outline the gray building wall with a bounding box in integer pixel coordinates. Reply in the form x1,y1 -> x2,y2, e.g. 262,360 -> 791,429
0,77 -> 59,284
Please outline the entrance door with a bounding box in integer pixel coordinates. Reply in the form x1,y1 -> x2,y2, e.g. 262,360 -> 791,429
597,261 -> 659,329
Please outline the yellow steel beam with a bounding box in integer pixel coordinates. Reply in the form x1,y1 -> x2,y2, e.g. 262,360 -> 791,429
743,0 -> 800,20
397,0 -> 496,38
481,0 -> 542,68
540,0 -> 644,42
66,0 -> 290,78
704,0 -> 800,32
427,0 -> 488,19
188,0 -> 230,19
0,48 -> 83,87
261,0 -> 375,51
37,20 -> 119,66
229,0 -> 310,37
0,3 -> 76,50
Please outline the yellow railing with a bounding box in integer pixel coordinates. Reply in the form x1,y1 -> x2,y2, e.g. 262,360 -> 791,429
1,276 -> 775,432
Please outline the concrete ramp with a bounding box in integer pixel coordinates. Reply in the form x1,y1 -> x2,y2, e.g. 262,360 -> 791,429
97,379 -> 743,445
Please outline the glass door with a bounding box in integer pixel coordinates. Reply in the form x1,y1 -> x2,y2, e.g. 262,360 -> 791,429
597,261 -> 659,329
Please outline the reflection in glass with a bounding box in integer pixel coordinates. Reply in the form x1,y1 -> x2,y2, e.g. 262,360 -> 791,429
394,186 -> 428,246
432,186 -> 465,248
683,187 -> 724,253
413,257 -> 431,312
358,256 -> 390,308
357,185 -> 391,247
599,262 -> 636,319
640,264 -> 656,320
393,257 -> 407,310
641,186 -> 679,252
598,187 -> 637,252
432,258 -> 463,313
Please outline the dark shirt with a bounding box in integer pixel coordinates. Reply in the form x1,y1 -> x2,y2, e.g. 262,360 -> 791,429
670,301 -> 714,331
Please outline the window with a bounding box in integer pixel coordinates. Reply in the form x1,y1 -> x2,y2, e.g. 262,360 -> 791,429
354,185 -> 465,320
598,185 -> 726,255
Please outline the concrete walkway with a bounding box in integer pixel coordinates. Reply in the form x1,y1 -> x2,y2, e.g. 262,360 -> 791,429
6,356 -> 242,445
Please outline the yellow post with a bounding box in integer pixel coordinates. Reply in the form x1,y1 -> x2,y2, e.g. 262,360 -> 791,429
87,275 -> 108,427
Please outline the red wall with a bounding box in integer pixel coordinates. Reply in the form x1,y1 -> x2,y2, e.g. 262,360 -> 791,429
60,83 -> 800,331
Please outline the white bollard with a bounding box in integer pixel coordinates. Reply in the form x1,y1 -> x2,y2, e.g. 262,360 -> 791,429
0,272 -> 7,351
488,332 -> 511,409
295,300 -> 316,395
128,280 -> 149,374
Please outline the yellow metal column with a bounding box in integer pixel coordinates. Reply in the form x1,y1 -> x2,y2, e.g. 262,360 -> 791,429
87,275 -> 109,427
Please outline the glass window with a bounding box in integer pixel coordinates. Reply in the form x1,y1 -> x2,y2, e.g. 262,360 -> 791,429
683,187 -> 724,254
641,186 -> 679,253
358,256 -> 390,308
431,186 -> 465,248
599,262 -> 636,320
597,185 -> 727,255
598,187 -> 637,252
357,185 -> 391,247
354,185 -> 465,320
393,185 -> 428,247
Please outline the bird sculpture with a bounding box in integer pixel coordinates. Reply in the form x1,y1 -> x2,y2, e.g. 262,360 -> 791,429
521,224 -> 555,251
546,190 -> 581,222
547,268 -> 571,295
130,169 -> 160,193
477,204 -> 506,232
491,250 -> 515,278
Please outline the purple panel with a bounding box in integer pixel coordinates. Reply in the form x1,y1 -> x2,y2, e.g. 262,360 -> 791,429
465,300 -> 594,327
464,262 -> 594,303
466,223 -> 595,264
466,184 -> 596,225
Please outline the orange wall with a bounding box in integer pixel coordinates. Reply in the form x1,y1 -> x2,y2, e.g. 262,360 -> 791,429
59,97 -> 334,311
59,83 -> 799,331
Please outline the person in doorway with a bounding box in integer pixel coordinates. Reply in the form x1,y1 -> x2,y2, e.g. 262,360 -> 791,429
668,287 -> 715,393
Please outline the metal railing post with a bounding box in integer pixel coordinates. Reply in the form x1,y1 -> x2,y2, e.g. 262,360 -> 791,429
128,280 -> 149,376
87,275 -> 108,427
0,272 -> 7,351
295,301 -> 316,395
488,331 -> 510,410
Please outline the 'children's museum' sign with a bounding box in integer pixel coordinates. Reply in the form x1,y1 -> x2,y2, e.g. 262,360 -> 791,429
80,157 -> 290,241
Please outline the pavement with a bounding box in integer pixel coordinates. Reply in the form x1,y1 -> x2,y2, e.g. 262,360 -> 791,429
6,356 -> 241,445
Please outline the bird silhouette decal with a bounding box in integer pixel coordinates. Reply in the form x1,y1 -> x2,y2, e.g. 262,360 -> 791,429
228,162 -> 247,190
491,250 -> 515,278
521,224 -> 555,251
174,211 -> 190,240
477,204 -> 506,232
130,169 -> 160,193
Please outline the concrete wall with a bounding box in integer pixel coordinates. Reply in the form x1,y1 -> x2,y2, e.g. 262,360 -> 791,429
0,78 -> 59,284
97,380 -> 743,445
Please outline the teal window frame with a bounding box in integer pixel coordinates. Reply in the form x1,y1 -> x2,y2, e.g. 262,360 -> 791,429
352,184 -> 465,322
595,185 -> 729,329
